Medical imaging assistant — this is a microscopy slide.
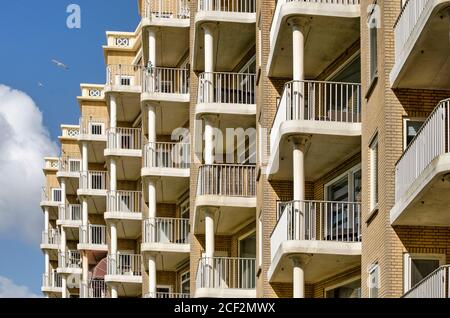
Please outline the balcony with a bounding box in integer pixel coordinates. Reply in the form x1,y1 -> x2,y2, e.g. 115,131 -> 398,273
267,0 -> 360,77
57,251 -> 82,275
141,0 -> 190,65
195,257 -> 256,298
193,0 -> 256,71
40,230 -> 60,259
105,191 -> 142,239
40,187 -> 62,216
59,125 -> 80,141
105,127 -> 142,180
80,279 -> 108,298
79,84 -> 105,100
78,117 -> 107,164
267,80 -> 361,180
196,72 -> 256,118
391,0 -> 450,89
403,265 -> 450,298
42,270 -> 63,295
105,64 -> 143,118
78,224 -> 108,252
57,204 -> 82,230
391,99 -> 450,226
105,31 -> 139,51
78,170 -> 108,195
57,156 -> 81,194
268,200 -> 361,284
144,292 -> 190,298
105,253 -> 143,297
142,217 -> 190,270
194,164 -> 256,235
141,67 -> 190,138
142,0 -> 190,26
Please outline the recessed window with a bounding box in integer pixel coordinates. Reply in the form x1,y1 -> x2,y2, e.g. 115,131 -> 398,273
369,135 -> 379,211
403,118 -> 424,149
403,253 -> 445,292
368,263 -> 379,298
368,10 -> 378,82
325,277 -> 361,298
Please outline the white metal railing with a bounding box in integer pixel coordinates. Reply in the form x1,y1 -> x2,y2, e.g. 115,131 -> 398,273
143,67 -> 189,95
145,292 -> 190,298
58,251 -> 82,269
107,127 -> 142,150
80,280 -> 108,298
107,254 -> 142,276
271,200 -> 361,259
107,64 -> 143,87
42,270 -> 62,289
395,99 -> 450,201
143,0 -> 190,19
58,204 -> 82,222
271,80 -> 361,153
107,190 -> 142,213
80,171 -> 108,190
79,117 -> 107,137
79,225 -> 106,245
197,164 -> 256,197
41,187 -> 62,203
196,257 -> 256,289
394,0 -> 433,61
403,265 -> 450,298
198,72 -> 256,104
270,0 -> 361,47
143,142 -> 190,169
42,230 -> 60,245
59,156 -> 82,173
198,0 -> 256,13
143,217 -> 190,244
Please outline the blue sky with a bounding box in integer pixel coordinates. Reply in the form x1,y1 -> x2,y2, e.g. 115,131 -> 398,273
0,0 -> 140,296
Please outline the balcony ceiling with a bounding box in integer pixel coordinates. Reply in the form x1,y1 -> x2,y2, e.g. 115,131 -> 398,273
143,27 -> 189,67
269,15 -> 360,78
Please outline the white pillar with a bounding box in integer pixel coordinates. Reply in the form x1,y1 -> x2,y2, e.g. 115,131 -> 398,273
61,276 -> 68,298
292,261 -> 304,298
82,142 -> 88,172
110,222 -> 117,256
44,251 -> 49,275
82,197 -> 88,227
292,137 -> 308,240
111,285 -> 118,298
148,28 -> 156,67
292,256 -> 310,298
110,158 -> 117,192
291,20 -> 305,82
82,252 -> 88,298
203,115 -> 216,165
44,207 -> 49,232
148,256 -> 157,296
148,179 -> 157,219
60,227 -> 66,254
203,24 -> 214,74
147,104 -> 156,143
204,209 -> 215,258
110,95 -> 117,129
60,179 -> 66,205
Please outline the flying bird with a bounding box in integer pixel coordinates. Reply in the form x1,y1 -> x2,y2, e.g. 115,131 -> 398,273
51,59 -> 69,70
37,82 -> 45,88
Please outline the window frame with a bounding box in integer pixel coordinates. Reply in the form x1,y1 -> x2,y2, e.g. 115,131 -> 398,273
403,117 -> 426,150
368,263 -> 380,298
369,134 -> 379,213
403,253 -> 445,293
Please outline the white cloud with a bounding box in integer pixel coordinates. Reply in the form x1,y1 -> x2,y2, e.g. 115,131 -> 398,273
0,276 -> 39,298
0,84 -> 59,243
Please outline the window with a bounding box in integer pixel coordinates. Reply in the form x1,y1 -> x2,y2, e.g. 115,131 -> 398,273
403,118 -> 424,149
404,253 -> 444,292
368,7 -> 378,82
368,263 -> 379,298
52,188 -> 62,202
369,135 -> 379,211
258,212 -> 263,268
325,277 -> 361,298
68,159 -> 81,172
89,122 -> 104,136
180,271 -> 190,295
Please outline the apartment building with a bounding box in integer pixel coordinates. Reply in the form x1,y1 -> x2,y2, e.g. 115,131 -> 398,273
39,0 -> 450,299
